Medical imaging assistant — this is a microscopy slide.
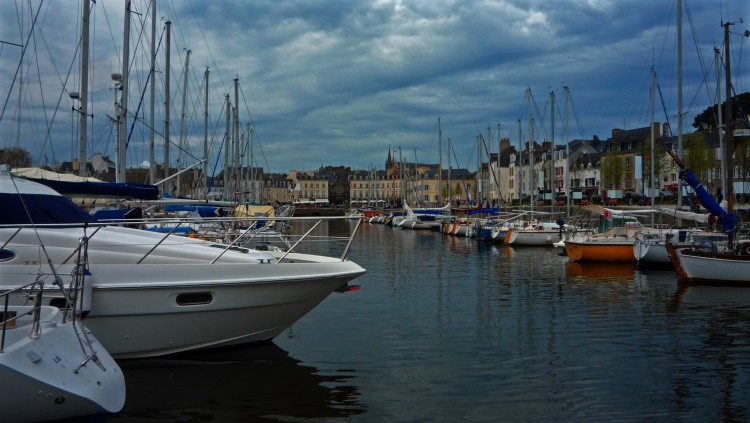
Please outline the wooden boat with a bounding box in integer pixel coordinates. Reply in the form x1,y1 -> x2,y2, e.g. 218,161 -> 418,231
565,211 -> 644,262
663,23 -> 749,285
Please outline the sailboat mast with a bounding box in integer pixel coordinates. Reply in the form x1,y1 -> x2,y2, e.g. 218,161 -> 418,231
676,0 -> 683,211
164,21 -> 171,186
438,117 -> 443,205
650,68 -> 656,209
526,88 -> 534,212
117,0 -> 131,183
233,78 -> 240,202
497,123 -> 502,205
723,21 -> 734,219
564,86 -> 571,216
550,90 -> 555,210
517,118 -> 522,205
487,126 -> 491,205
177,50 -> 191,197
203,67 -> 209,200
476,134 -> 484,207
224,94 -> 230,200
447,138 -> 452,205
148,0 -> 156,184
78,0 -> 89,177
715,48 -> 726,204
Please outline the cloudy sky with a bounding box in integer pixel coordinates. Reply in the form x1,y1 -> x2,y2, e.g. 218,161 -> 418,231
1,0 -> 748,177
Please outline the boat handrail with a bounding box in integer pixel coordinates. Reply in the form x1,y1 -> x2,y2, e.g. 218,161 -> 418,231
0,280 -> 45,353
1,215 -> 363,266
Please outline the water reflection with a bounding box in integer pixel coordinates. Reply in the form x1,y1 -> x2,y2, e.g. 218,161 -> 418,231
565,261 -> 639,279
108,343 -> 365,422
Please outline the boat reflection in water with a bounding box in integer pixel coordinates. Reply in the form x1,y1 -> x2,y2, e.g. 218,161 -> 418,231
565,261 -> 638,279
670,283 -> 750,310
110,343 -> 365,422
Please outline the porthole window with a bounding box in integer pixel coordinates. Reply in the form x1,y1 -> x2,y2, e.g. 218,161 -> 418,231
0,248 -> 15,262
176,292 -> 213,306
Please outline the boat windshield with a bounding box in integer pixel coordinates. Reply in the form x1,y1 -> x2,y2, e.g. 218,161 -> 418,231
1,193 -> 97,225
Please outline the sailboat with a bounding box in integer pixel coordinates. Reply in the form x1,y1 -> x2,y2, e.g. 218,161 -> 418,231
665,21 -> 750,284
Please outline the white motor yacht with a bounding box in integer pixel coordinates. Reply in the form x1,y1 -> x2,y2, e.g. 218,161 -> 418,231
0,167 -> 366,359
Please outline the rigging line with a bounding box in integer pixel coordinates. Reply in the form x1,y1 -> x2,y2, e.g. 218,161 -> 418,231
565,89 -> 587,140
683,0 -> 714,119
186,0 -> 228,93
238,83 -> 271,171
125,25 -> 165,150
31,21 -> 54,165
99,0 -> 121,70
206,99 -> 227,178
40,9 -> 81,167
0,0 -> 43,125
532,96 -> 550,142
656,81 -> 675,139
479,133 -> 502,204
450,142 -> 472,205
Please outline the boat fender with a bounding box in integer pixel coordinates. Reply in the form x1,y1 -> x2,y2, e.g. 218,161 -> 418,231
79,278 -> 93,315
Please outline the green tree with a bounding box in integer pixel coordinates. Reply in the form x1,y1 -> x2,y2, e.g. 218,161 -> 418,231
681,132 -> 712,180
0,147 -> 32,167
601,147 -> 624,190
692,92 -> 750,130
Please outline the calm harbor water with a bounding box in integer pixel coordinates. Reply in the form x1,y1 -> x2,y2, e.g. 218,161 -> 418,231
108,221 -> 750,422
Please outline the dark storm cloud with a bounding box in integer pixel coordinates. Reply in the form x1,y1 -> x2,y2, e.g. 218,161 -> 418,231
1,0 -> 747,172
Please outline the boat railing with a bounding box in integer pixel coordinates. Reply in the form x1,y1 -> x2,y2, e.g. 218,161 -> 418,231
0,280 -> 45,353
2,215 -> 363,265
4,216 -> 361,264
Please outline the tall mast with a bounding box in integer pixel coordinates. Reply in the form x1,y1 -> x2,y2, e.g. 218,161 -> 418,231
526,88 -> 534,212
148,0 -> 156,184
715,48 -> 726,203
497,123 -> 502,205
117,0 -> 131,183
550,90 -> 555,210
676,0 -> 683,211
564,86 -> 571,216
517,118 -> 523,205
78,0 -> 90,177
177,49 -> 191,197
233,78 -> 240,202
447,138 -> 452,205
650,68 -> 656,209
163,21 -> 171,187
487,126 -> 491,205
476,134 -> 481,206
530,118 -> 535,213
438,117 -> 443,205
203,67 -> 209,200
723,21 -> 735,243
224,94 -> 230,200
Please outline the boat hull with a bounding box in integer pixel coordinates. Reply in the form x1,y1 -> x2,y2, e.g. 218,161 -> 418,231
633,241 -> 671,264
0,307 -> 125,422
666,244 -> 750,284
507,229 -> 561,246
1,227 -> 366,359
566,240 -> 635,262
